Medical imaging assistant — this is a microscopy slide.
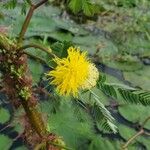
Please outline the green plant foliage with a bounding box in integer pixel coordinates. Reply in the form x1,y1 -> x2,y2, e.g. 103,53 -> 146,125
0,107 -> 10,124
28,59 -> 44,84
118,124 -> 150,149
68,0 -> 100,16
103,56 -> 143,71
0,1 -> 150,149
119,105 -> 150,129
0,4 -> 118,59
97,76 -> 150,106
118,89 -> 150,106
123,66 -> 150,90
14,146 -> 28,150
41,95 -> 117,148
12,108 -> 25,134
13,122 -> 24,134
89,93 -> 117,133
89,136 -> 120,150
45,101 -> 95,149
0,134 -> 13,150
140,137 -> 150,150
92,0 -> 150,59
99,83 -> 117,99
92,103 -> 117,133
3,0 -> 17,9
118,124 -> 137,140
2,0 -> 29,15
51,41 -> 73,58
68,0 -> 82,14
81,87 -> 109,105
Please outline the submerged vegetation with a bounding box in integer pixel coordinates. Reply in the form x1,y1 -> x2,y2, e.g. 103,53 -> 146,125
0,0 -> 150,150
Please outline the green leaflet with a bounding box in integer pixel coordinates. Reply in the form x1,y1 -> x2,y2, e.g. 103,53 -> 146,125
0,107 -> 10,124
0,135 -> 13,150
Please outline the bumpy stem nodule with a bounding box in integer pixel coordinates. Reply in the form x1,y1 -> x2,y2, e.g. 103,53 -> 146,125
1,50 -> 47,138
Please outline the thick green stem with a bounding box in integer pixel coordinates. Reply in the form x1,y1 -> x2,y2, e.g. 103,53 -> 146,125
17,43 -> 56,57
21,100 -> 47,137
18,6 -> 34,44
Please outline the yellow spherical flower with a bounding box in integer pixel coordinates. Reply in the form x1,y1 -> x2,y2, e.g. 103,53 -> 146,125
47,47 -> 99,97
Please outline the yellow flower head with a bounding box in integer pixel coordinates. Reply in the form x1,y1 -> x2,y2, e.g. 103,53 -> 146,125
47,47 -> 99,97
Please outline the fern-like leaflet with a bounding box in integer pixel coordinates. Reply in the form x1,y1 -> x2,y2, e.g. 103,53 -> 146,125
97,75 -> 150,106
118,89 -> 150,106
89,89 -> 117,133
